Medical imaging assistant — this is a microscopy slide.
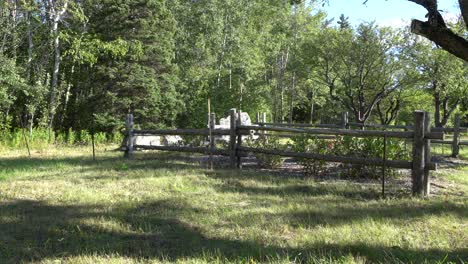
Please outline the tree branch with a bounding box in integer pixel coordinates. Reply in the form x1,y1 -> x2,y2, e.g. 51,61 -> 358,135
411,19 -> 468,61
459,0 -> 468,29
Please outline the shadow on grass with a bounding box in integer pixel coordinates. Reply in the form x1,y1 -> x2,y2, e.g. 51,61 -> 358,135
0,199 -> 466,263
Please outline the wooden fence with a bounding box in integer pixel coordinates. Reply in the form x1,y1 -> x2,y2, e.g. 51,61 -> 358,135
124,109 -> 445,197
254,113 -> 467,158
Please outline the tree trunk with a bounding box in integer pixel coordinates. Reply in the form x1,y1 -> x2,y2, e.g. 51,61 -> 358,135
289,72 -> 296,124
272,64 -> 278,122
48,0 -> 68,130
434,91 -> 442,127
29,112 -> 34,137
216,13 -> 229,94
229,68 -> 232,90
239,81 -> 243,110
310,89 -> 314,124
459,0 -> 468,29
59,63 -> 75,128
9,0 -> 17,59
26,10 -> 33,82
278,48 -> 289,123
27,10 -> 35,136
441,98 -> 460,127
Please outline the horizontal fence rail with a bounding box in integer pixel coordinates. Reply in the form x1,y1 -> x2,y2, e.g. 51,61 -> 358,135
431,140 -> 468,146
134,145 -> 231,156
133,128 -> 231,136
254,122 -> 467,133
347,122 -> 411,130
431,127 -> 468,133
254,112 -> 466,158
238,125 -> 444,140
237,146 -> 436,171
254,122 -> 342,129
238,147 -> 409,169
252,133 -> 336,139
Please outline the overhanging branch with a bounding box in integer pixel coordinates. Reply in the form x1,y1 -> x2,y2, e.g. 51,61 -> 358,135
411,19 -> 468,61
459,0 -> 468,29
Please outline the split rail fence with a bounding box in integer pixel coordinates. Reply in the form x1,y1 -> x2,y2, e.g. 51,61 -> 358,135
124,109 -> 445,196
254,112 -> 467,158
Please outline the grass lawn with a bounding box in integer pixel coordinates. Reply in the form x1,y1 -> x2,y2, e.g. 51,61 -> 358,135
0,146 -> 467,263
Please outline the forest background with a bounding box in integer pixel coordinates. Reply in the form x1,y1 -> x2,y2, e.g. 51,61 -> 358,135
0,0 -> 466,142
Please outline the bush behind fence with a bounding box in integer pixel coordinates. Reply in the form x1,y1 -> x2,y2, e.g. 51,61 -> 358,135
0,128 -> 123,150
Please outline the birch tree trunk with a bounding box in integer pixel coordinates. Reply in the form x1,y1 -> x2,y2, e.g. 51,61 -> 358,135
59,63 -> 75,128
310,89 -> 315,124
9,0 -> 17,59
288,72 -> 295,124
47,0 -> 68,130
27,10 -> 35,136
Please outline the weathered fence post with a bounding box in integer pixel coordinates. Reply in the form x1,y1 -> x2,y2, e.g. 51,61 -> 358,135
236,109 -> 243,169
209,113 -> 216,170
452,114 -> 460,158
124,113 -> 134,159
229,108 -> 237,168
256,112 -> 260,124
341,112 -> 349,129
424,111 -> 431,196
412,111 -> 425,196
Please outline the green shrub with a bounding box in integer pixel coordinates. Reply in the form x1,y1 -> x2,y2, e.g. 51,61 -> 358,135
181,135 -> 206,146
0,128 -> 52,150
246,135 -> 285,169
334,136 -> 410,179
94,132 -> 108,145
111,132 -> 124,145
78,130 -> 91,145
334,136 -> 409,160
290,134 -> 334,177
67,128 -> 76,145
30,128 -> 54,148
289,133 -> 410,179
0,128 -> 121,150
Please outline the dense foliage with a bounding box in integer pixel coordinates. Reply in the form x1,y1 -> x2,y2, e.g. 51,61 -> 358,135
290,134 -> 410,178
0,0 -> 466,138
290,134 -> 331,176
246,136 -> 285,169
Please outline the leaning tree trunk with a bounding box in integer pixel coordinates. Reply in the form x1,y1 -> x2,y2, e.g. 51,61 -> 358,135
440,98 -> 460,128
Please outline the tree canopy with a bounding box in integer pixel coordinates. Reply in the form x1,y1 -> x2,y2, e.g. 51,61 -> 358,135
0,0 -> 466,136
